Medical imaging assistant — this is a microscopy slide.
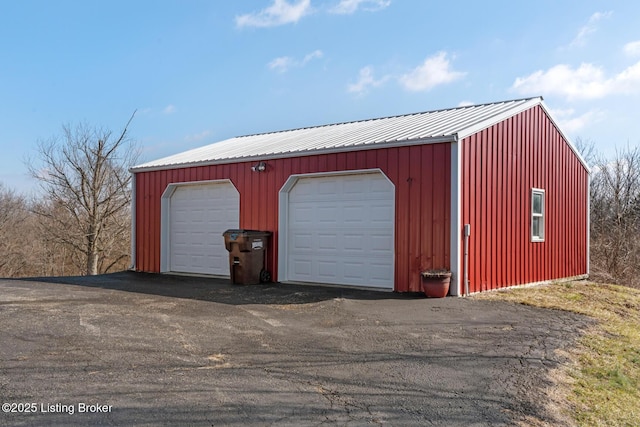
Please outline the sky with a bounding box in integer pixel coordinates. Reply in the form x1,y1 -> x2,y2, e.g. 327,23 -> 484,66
2,0 -> 640,194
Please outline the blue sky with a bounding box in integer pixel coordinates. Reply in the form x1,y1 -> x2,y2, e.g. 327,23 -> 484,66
2,0 -> 640,194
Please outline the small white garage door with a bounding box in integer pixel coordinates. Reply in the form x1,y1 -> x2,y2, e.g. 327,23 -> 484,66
286,172 -> 395,289
168,181 -> 239,275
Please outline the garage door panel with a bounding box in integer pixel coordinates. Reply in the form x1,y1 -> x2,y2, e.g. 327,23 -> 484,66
317,261 -> 338,279
168,182 -> 239,276
287,172 -> 394,289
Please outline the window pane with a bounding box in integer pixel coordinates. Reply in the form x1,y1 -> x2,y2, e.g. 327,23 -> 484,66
532,217 -> 540,238
533,193 -> 542,214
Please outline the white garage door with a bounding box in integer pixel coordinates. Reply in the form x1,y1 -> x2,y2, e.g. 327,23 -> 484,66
168,182 -> 239,275
287,172 -> 395,288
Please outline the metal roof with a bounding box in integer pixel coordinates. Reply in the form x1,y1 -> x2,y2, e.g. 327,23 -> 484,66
132,97 -> 544,172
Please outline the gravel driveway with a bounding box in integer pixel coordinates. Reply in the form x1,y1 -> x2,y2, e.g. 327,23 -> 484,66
0,272 -> 590,426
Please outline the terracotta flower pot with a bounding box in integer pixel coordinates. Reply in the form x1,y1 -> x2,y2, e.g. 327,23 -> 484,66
420,270 -> 451,298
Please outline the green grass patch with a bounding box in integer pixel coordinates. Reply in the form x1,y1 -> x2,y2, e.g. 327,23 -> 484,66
476,281 -> 640,426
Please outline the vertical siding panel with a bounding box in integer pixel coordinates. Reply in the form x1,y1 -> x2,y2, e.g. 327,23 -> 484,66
140,173 -> 148,271
469,136 -> 479,293
526,109 -> 533,283
348,151 -> 360,172
484,129 -> 491,290
494,125 -> 501,287
318,153 -> 328,172
518,112 -> 527,284
141,173 -> 149,271
385,147 -> 401,290
531,109 -> 538,282
336,152 -> 346,171
571,156 -> 577,273
150,170 -> 160,271
512,115 -> 520,286
138,173 -> 144,271
147,172 -> 154,272
499,122 -> 507,286
376,149 -> 388,178
251,162 -> 260,227
408,145 -> 422,291
546,129 -> 552,277
495,126 -> 502,287
495,126 -> 502,289
134,174 -> 141,270
421,145 -> 434,274
366,150 -> 377,171
471,134 -> 483,292
431,144 -> 443,270
397,146 -> 411,291
560,134 -> 566,276
327,153 -> 337,171
444,143 -> 451,269
149,171 -> 157,271
238,163 -> 247,227
537,110 -> 544,281
267,161 -> 277,274
530,109 -> 536,282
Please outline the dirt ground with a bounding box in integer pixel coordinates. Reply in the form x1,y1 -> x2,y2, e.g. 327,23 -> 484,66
0,272 -> 591,426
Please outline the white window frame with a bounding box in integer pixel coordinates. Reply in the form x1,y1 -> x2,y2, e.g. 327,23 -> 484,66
531,188 -> 545,242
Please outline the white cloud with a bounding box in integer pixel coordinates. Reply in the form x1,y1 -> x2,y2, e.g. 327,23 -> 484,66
330,0 -> 391,14
347,66 -> 389,94
458,100 -> 474,107
568,11 -> 612,48
624,40 -> 640,57
303,49 -> 323,63
268,56 -> 296,73
162,105 -> 177,115
549,108 -> 602,134
236,0 -> 311,28
268,50 -> 323,73
512,61 -> 640,100
399,52 -> 466,92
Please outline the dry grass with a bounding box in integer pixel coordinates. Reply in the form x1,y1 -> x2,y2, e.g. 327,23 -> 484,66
476,281 -> 640,426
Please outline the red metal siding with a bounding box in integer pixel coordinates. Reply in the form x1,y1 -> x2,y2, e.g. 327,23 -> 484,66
134,143 -> 452,292
461,106 -> 589,294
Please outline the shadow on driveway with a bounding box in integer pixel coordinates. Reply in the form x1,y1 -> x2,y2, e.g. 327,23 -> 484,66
17,270 -> 423,305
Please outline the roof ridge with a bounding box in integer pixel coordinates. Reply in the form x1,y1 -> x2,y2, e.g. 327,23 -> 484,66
237,96 -> 542,139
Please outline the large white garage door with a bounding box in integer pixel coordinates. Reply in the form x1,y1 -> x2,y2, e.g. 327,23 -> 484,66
287,172 -> 395,289
168,182 -> 239,275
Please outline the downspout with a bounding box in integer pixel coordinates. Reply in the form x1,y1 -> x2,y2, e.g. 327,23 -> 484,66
463,224 -> 470,296
129,171 -> 137,271
450,135 -> 463,296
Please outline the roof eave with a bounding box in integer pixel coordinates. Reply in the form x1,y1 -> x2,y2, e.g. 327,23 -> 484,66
130,135 -> 457,173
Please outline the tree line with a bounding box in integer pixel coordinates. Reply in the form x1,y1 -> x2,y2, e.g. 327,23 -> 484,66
578,139 -> 640,288
0,116 -> 138,277
0,121 -> 638,288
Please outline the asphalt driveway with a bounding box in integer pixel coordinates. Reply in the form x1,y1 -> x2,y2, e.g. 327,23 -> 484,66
0,272 -> 590,426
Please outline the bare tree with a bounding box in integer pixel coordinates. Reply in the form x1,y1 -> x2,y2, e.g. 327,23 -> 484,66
589,145 -> 640,287
0,184 -> 30,276
27,113 -> 139,275
574,136 -> 597,167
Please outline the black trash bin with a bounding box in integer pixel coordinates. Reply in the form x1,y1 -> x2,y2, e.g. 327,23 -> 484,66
222,229 -> 272,285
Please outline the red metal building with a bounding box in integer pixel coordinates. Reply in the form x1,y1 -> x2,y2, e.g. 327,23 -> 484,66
131,97 -> 589,295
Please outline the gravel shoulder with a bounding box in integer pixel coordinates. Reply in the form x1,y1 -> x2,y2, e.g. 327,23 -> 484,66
0,272 -> 592,426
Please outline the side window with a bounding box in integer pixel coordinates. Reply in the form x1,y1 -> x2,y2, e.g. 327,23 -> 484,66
531,188 -> 545,242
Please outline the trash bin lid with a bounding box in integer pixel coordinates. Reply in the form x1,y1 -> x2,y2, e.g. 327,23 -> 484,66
222,229 -> 272,239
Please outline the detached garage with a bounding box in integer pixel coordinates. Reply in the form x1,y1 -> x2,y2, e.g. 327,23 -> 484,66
131,96 -> 589,295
